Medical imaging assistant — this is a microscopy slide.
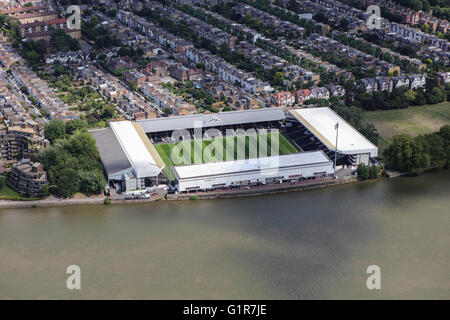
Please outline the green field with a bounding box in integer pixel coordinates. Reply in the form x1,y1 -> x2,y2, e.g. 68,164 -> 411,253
365,102 -> 450,151
154,132 -> 298,171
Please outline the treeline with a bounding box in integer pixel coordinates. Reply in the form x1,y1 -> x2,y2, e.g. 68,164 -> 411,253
354,81 -> 450,111
38,120 -> 105,198
433,6 -> 450,20
383,125 -> 450,176
390,0 -> 450,20
392,0 -> 432,12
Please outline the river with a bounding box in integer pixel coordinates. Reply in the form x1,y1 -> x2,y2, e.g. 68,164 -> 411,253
0,170 -> 449,299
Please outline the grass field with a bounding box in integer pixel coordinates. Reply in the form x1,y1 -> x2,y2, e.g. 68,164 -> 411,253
154,132 -> 298,171
365,102 -> 450,151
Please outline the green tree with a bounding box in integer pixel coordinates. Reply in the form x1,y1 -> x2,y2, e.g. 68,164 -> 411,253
78,170 -> 105,195
65,119 -> 88,135
40,184 -> 49,196
368,165 -> 381,179
56,167 -> 80,198
438,124 -> 450,141
357,163 -> 370,179
65,130 -> 99,159
44,119 -> 66,143
383,134 -> 430,175
54,61 -> 66,77
404,89 -> 417,104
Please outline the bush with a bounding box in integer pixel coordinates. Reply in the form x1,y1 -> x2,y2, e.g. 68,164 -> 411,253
189,195 -> 198,200
40,184 -> 49,197
357,163 -> 370,180
104,196 -> 111,205
368,165 -> 381,179
357,164 -> 381,180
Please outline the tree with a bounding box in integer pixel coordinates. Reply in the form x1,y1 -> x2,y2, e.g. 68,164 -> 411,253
383,134 -> 430,175
78,170 -> 105,195
404,89 -> 417,104
101,104 -> 116,119
360,123 -> 379,145
44,119 -> 66,143
65,119 -> 88,135
357,163 -> 370,179
438,124 -> 450,141
56,167 -> 80,198
416,133 -> 447,169
54,61 -> 66,77
129,81 -> 138,92
368,165 -> 381,179
65,130 -> 99,159
40,185 -> 49,197
26,51 -> 39,63
426,87 -> 446,104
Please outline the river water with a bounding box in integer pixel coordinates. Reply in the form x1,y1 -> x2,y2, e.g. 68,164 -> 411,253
0,170 -> 449,299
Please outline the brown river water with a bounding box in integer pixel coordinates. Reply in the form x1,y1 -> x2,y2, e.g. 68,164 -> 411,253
0,170 -> 449,299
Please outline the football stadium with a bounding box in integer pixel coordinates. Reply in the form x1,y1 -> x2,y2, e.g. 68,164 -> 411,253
92,107 -> 377,193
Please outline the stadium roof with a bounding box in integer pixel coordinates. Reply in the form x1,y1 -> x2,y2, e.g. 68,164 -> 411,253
289,108 -> 378,157
173,151 -> 331,180
91,126 -> 132,178
110,121 -> 163,178
137,108 -> 286,133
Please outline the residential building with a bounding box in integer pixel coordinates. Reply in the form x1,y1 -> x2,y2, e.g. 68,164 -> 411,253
7,159 -> 47,197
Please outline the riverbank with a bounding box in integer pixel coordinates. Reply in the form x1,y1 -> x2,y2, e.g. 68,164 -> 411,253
167,176 -> 356,200
0,176 -> 356,209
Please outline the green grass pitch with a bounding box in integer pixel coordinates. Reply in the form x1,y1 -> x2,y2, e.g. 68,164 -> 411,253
154,132 -> 298,170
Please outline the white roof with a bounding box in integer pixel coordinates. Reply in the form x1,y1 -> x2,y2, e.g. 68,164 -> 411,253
290,108 -> 378,157
173,151 -> 331,179
110,121 -> 160,178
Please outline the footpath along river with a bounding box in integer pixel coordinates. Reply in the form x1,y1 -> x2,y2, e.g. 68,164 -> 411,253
0,170 -> 449,299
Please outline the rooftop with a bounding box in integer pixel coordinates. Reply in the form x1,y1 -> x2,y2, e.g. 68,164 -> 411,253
110,121 -> 163,178
173,151 -> 331,180
91,126 -> 132,177
289,108 -> 378,157
137,108 -> 286,133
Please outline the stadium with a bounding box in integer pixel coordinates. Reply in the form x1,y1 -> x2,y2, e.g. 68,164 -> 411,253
92,107 -> 377,193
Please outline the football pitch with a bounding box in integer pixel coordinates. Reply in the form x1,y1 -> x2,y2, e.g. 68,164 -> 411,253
154,132 -> 298,170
